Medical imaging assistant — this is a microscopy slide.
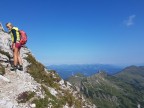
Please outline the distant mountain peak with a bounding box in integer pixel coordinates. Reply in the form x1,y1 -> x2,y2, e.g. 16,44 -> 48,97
97,70 -> 107,77
124,65 -> 138,69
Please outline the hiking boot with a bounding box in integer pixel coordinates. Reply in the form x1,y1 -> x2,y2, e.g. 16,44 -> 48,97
17,65 -> 23,71
10,65 -> 17,71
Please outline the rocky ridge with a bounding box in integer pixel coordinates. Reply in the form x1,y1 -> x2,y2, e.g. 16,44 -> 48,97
68,69 -> 144,108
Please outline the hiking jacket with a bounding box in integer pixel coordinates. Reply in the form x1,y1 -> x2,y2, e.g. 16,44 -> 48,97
10,27 -> 20,43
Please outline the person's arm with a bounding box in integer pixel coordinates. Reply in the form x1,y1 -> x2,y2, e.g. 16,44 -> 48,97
11,29 -> 17,43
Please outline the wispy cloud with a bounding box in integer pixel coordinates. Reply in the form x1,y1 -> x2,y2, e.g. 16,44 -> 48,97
124,14 -> 136,27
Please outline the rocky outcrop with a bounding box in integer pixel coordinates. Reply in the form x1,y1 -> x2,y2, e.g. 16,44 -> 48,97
0,31 -> 44,108
0,30 -> 96,108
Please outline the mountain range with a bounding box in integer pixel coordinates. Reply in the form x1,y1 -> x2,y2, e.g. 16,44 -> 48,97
67,65 -> 144,108
47,64 -> 123,79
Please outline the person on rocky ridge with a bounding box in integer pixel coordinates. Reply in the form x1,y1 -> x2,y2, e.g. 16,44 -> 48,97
6,22 -> 23,71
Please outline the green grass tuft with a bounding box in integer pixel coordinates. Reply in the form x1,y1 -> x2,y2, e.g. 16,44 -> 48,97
26,54 -> 61,88
0,64 -> 5,75
0,49 -> 11,59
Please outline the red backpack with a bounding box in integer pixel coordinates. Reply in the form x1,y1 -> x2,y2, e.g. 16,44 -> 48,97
19,30 -> 27,45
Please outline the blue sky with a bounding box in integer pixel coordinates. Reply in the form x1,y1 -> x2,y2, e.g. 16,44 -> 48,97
1,0 -> 144,66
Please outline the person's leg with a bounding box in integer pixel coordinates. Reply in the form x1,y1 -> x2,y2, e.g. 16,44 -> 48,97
17,43 -> 23,71
18,49 -> 22,65
11,47 -> 18,71
14,47 -> 18,66
17,48 -> 23,71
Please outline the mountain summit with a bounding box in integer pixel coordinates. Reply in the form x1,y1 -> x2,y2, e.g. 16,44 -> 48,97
0,30 -> 95,108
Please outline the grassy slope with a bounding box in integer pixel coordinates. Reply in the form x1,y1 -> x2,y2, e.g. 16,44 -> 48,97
25,54 -> 84,108
68,69 -> 144,108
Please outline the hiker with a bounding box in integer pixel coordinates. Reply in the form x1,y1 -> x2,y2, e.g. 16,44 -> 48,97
6,22 -> 23,71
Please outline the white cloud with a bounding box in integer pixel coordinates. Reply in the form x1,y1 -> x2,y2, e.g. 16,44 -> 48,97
124,14 -> 136,27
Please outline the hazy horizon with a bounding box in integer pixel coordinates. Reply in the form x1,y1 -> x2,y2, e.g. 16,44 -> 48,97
46,63 -> 144,68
